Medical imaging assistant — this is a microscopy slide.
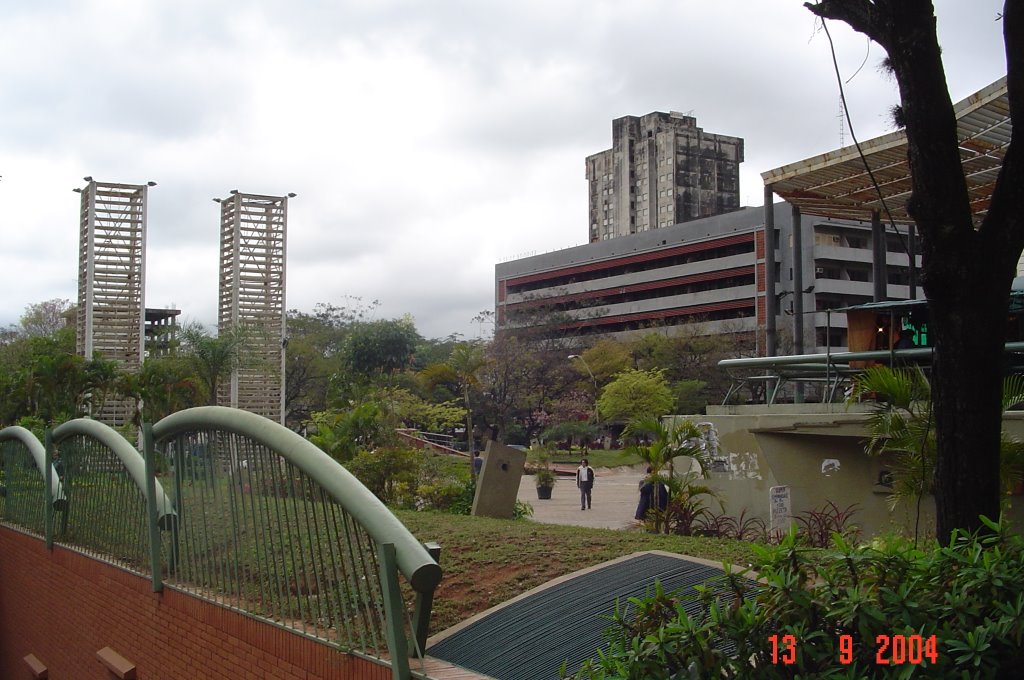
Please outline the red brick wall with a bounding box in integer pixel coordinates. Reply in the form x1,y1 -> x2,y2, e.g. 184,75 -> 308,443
0,526 -> 391,680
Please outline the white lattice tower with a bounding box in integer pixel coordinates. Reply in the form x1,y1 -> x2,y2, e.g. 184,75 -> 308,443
217,190 -> 289,424
76,180 -> 150,425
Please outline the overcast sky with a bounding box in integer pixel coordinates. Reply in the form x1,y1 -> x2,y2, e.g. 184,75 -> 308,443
0,0 -> 1008,340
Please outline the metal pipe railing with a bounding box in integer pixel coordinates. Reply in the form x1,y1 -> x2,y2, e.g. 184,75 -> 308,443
51,419 -> 177,524
152,406 -> 441,595
720,342 -> 1024,371
0,426 -> 65,509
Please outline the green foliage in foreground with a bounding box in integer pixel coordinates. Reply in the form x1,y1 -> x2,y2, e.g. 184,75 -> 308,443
568,518 -> 1024,679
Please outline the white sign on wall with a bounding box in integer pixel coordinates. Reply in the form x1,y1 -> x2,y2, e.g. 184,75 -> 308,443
770,485 -> 792,537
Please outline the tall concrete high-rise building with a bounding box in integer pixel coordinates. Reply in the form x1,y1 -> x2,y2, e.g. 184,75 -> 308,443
216,190 -> 290,424
76,179 -> 152,425
586,112 -> 743,242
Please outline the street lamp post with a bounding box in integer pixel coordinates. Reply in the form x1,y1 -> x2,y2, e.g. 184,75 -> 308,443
568,354 -> 600,425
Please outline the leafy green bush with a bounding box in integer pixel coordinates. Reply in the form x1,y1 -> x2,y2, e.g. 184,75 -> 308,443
15,415 -> 46,441
416,477 -> 468,511
658,471 -> 719,536
447,478 -> 477,515
513,500 -> 534,519
568,517 -> 1024,678
345,446 -> 420,505
413,454 -> 469,512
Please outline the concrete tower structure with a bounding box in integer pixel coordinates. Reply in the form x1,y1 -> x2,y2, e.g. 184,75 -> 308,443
586,112 -> 743,242
76,179 -> 151,424
216,190 -> 290,424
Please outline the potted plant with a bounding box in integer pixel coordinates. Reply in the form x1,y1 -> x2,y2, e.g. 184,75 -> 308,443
532,449 -> 557,499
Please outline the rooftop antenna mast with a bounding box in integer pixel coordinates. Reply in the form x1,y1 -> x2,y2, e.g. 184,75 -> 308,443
838,93 -> 846,147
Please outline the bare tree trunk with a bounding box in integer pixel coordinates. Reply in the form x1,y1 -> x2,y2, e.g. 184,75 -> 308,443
930,280 -> 1007,540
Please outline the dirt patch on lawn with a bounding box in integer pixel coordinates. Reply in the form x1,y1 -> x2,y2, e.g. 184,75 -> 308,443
427,539 -> 575,631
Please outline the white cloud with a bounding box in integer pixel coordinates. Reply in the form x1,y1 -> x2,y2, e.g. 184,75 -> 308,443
0,0 -> 1008,338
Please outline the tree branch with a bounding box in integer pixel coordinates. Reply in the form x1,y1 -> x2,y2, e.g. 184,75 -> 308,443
804,0 -> 886,46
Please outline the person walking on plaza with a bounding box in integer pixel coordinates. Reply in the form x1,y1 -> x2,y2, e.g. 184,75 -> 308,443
576,458 -> 595,510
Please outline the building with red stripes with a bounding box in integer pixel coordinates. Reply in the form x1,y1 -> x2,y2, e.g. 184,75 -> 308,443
495,202 -> 920,354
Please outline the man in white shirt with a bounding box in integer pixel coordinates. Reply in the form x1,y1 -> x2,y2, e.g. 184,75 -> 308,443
576,459 -> 595,510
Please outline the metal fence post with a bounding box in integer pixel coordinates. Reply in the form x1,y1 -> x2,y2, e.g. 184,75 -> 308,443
411,541 -> 441,658
378,542 -> 410,680
143,424 -> 163,592
44,429 -> 54,548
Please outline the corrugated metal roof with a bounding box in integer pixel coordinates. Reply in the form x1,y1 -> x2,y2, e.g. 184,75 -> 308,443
762,77 -> 1009,225
426,552 -> 751,680
833,298 -> 929,313
833,287 -> 1024,313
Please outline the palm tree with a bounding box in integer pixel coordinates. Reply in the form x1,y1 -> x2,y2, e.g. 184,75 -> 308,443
27,352 -> 87,423
179,323 -> 254,405
81,356 -> 122,417
122,357 -> 202,424
851,366 -> 1024,525
445,342 -> 489,454
623,416 -> 715,533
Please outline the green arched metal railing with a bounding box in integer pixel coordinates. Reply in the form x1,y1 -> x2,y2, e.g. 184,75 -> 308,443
51,418 -> 176,521
1,409 -> 442,680
0,425 -> 65,535
49,418 -> 177,582
151,406 -> 441,679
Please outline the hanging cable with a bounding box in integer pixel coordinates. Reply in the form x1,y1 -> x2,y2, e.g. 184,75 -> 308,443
819,18 -> 914,264
819,12 -> 933,545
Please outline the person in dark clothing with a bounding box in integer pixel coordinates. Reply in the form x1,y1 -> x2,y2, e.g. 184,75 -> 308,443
895,328 -> 916,349
53,451 -> 65,481
635,467 -> 669,521
576,459 -> 595,510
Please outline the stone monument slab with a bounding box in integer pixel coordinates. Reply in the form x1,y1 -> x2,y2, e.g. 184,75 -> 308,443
472,441 -> 526,519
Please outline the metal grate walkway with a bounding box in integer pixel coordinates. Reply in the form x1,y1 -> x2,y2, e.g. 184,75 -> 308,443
426,551 -> 749,680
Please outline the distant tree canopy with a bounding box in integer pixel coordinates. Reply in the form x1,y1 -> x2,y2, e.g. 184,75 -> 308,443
0,326 -> 127,425
17,298 -> 74,338
2,296 -> 748,467
343,317 -> 421,380
597,368 -> 675,424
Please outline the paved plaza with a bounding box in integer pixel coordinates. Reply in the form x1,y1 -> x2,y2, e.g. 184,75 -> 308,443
516,465 -> 647,530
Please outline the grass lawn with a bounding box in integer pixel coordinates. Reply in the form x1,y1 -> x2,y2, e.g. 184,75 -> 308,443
426,449 -> 642,477
549,449 -> 641,468
394,509 -> 758,633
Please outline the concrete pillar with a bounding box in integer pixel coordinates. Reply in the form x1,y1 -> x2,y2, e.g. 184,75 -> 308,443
792,204 -> 804,403
872,210 -> 887,302
908,224 -> 917,299
764,185 -> 777,357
